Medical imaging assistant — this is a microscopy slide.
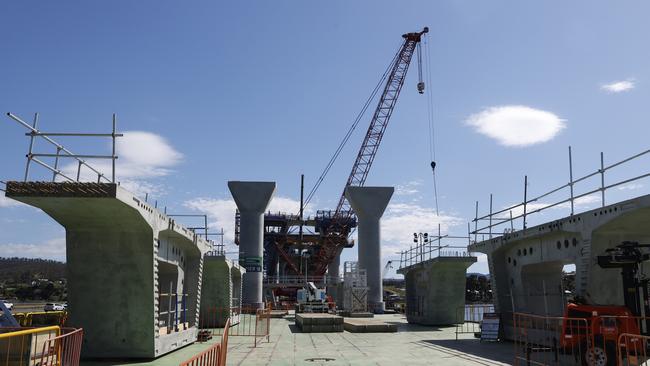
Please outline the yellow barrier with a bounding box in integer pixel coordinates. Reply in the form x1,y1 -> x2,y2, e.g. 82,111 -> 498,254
0,326 -> 61,366
8,311 -> 67,327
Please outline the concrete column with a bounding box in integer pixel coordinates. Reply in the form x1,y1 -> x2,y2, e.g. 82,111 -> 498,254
228,181 -> 276,310
329,253 -> 341,281
345,186 -> 394,313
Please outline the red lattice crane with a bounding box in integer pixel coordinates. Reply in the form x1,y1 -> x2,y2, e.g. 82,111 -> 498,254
313,27 -> 429,275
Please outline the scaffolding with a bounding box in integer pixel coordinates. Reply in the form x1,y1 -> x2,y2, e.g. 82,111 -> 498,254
343,262 -> 368,313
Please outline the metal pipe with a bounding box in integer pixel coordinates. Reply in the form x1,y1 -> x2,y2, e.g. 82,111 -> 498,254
23,113 -> 39,181
112,114 -> 117,183
30,153 -> 116,159
600,152 -> 605,207
489,194 -> 493,239
52,147 -> 61,182
568,146 -> 574,215
523,175 -> 528,230
24,132 -> 123,137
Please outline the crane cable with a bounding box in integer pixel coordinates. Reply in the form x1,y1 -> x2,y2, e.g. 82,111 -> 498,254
304,44 -> 402,207
424,33 -> 440,216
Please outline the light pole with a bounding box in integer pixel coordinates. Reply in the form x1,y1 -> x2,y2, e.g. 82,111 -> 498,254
413,232 -> 429,263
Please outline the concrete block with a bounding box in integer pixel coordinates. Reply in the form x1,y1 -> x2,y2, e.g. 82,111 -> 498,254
343,318 -> 397,333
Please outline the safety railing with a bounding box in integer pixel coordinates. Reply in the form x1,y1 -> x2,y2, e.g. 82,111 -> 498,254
399,242 -> 471,269
472,146 -> 650,240
617,333 -> 650,366
5,112 -> 122,183
10,310 -> 67,327
158,292 -> 189,335
263,275 -> 337,286
254,307 -> 271,347
455,304 -> 495,340
513,312 -> 593,366
0,326 -> 83,366
199,305 -> 272,347
592,315 -> 650,366
180,318 -> 230,366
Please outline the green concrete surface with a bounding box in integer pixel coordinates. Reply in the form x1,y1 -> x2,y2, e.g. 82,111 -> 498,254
83,313 -> 512,366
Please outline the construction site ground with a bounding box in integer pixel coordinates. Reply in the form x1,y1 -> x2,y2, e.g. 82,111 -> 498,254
83,312 -> 512,366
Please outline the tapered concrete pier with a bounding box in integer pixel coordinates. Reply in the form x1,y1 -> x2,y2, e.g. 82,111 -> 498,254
345,186 -> 393,313
228,181 -> 276,310
5,182 -> 211,358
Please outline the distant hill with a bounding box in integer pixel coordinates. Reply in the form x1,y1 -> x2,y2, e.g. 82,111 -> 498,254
0,257 -> 66,282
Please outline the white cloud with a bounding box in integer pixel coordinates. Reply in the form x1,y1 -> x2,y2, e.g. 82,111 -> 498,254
465,105 -> 566,147
0,194 -> 26,208
58,131 -> 182,198
0,237 -> 66,261
395,180 -> 422,196
601,79 -> 635,93
381,202 -> 464,254
617,183 -> 643,191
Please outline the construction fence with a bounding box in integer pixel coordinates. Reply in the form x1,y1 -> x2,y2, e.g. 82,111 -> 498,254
180,319 -> 230,366
0,326 -> 83,366
514,312 -> 650,366
455,304 -> 496,340
11,311 -> 67,328
198,305 -> 271,347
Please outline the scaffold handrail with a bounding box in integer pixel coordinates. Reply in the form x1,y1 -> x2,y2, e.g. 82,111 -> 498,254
6,112 -> 123,183
471,146 -> 650,239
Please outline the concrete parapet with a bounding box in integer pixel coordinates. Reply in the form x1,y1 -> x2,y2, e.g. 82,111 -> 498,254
397,256 -> 476,325
5,182 -> 211,358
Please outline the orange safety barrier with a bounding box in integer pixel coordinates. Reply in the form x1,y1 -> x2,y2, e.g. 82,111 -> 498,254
254,307 -> 271,347
180,318 -> 230,366
513,312 -> 592,365
200,304 -> 272,347
617,332 -> 650,365
34,327 -> 84,366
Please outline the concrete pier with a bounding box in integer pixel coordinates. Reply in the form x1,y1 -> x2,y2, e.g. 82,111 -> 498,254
397,256 -> 476,325
469,194 -> 650,339
199,255 -> 245,327
228,181 -> 276,310
5,182 -> 211,358
344,186 -> 393,313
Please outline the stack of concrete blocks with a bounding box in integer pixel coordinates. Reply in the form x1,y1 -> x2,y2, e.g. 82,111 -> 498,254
397,256 -> 476,325
199,255 -> 245,328
295,313 -> 344,332
5,182 -> 211,358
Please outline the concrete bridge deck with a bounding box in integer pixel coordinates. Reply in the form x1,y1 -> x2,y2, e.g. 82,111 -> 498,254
469,193 -> 650,338
5,181 -> 212,358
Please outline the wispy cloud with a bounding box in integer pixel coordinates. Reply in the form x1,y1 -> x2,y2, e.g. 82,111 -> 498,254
381,202 -> 464,254
59,131 -> 182,198
617,183 -> 643,191
0,237 -> 66,261
465,105 -> 566,147
395,180 -> 422,196
601,79 -> 635,93
0,194 -> 26,208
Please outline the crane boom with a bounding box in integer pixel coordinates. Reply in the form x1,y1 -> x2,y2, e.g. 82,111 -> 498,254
314,27 -> 429,275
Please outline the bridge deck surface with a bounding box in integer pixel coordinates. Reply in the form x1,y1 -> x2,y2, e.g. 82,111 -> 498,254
82,313 -> 512,366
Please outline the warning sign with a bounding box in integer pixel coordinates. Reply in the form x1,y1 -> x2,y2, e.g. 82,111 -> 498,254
240,256 -> 263,272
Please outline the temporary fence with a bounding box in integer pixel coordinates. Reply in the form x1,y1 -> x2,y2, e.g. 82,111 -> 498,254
617,333 -> 650,366
180,318 -> 230,366
199,305 -> 271,347
12,311 -> 68,327
0,326 -> 83,366
513,312 -> 593,365
455,304 -> 495,340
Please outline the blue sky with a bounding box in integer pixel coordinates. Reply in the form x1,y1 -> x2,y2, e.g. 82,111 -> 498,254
1,1 -> 650,276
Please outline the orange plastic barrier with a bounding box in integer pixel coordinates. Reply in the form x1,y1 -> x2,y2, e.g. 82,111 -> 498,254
180,318 -> 230,366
